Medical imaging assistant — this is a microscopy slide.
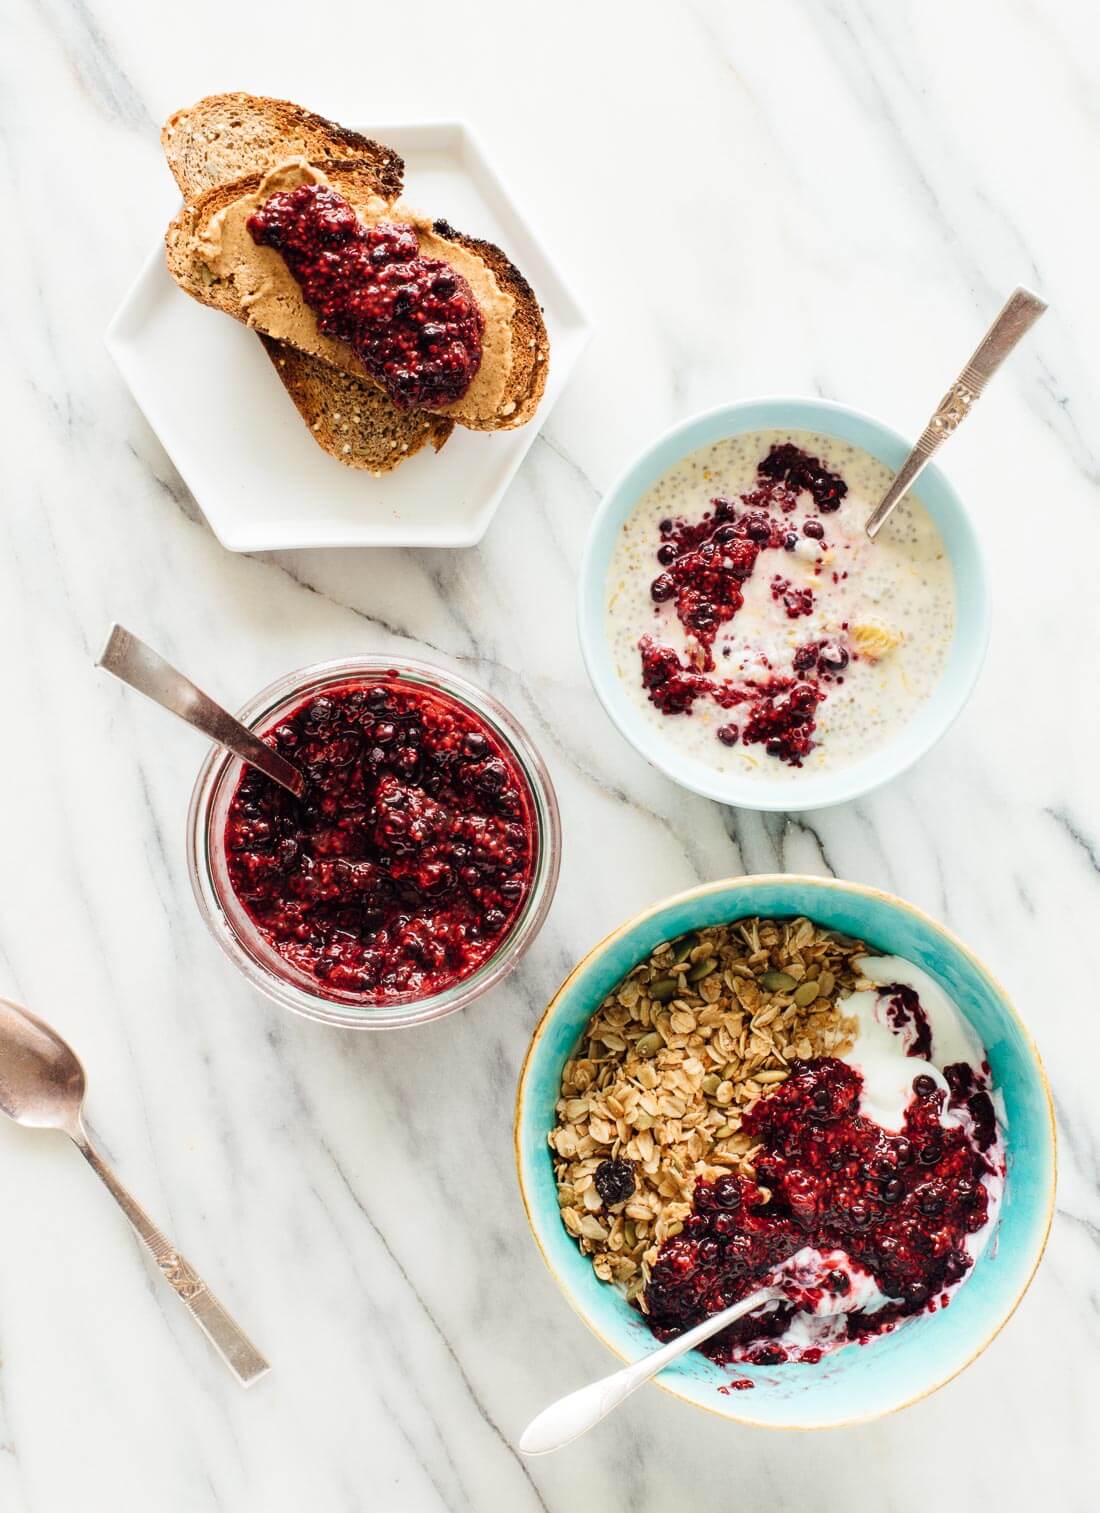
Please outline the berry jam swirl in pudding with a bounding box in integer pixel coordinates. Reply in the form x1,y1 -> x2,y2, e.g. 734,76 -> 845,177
551,923 -> 1004,1371
223,677 -> 536,1003
247,185 -> 484,413
604,430 -> 955,772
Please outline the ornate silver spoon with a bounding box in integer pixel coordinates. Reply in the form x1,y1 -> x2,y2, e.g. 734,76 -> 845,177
0,994 -> 269,1385
865,286 -> 1047,539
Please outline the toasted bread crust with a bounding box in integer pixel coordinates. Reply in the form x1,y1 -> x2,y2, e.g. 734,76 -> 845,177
431,219 -> 549,430
162,93 -> 404,204
165,162 -> 550,432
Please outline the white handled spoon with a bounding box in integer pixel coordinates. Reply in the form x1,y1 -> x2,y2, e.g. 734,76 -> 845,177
519,1284 -> 783,1455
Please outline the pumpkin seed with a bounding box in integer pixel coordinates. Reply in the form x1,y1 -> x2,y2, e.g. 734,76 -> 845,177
687,957 -> 717,983
634,1031 -> 662,1056
760,969 -> 797,992
793,980 -> 820,1007
671,933 -> 700,966
649,978 -> 678,1002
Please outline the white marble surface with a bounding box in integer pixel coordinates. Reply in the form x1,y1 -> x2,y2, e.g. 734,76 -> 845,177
1,2 -> 1098,1508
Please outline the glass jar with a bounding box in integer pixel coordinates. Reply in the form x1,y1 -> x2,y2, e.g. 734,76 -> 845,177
187,655 -> 561,1029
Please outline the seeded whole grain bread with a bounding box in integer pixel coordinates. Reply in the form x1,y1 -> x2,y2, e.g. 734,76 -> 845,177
162,94 -> 452,472
165,160 -> 550,432
258,334 -> 453,465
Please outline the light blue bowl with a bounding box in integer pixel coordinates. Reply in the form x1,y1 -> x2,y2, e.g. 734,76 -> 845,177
515,876 -> 1054,1429
578,397 -> 991,810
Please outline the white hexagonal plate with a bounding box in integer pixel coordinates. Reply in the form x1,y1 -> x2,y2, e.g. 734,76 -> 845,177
107,121 -> 591,551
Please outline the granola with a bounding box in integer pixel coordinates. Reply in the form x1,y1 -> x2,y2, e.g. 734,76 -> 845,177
549,917 -> 867,1304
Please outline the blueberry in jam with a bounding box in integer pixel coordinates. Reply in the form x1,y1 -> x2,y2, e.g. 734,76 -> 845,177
757,441 -> 847,512
247,185 -> 484,412
224,679 -> 535,1001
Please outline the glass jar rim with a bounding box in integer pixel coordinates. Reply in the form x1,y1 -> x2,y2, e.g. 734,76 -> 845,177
187,655 -> 561,1029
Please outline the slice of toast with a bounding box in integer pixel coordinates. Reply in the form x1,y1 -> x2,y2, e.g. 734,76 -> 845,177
163,95 -> 451,471
166,157 -> 550,432
162,93 -> 404,206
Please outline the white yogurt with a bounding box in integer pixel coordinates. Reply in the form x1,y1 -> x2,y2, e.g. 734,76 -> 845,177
842,955 -> 987,1130
604,429 -> 956,776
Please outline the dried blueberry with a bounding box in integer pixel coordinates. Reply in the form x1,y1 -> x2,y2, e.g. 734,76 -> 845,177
593,1158 -> 636,1206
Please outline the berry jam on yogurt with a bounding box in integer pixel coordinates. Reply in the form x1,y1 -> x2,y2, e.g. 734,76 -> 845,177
644,957 -> 1004,1366
223,678 -> 536,1002
604,431 -> 956,772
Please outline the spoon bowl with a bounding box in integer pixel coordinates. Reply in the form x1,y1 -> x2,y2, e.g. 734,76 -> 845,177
0,997 -> 86,1133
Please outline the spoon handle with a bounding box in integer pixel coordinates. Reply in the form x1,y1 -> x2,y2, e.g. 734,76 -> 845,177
519,1286 -> 780,1455
97,624 -> 305,799
865,286 -> 1047,539
76,1133 -> 270,1386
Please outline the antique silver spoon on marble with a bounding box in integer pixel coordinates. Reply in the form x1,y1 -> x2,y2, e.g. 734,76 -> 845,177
97,624 -> 305,798
865,285 -> 1047,539
0,994 -> 269,1385
519,1283 -> 783,1454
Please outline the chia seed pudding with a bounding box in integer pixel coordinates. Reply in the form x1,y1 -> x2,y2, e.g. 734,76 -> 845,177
604,430 -> 956,773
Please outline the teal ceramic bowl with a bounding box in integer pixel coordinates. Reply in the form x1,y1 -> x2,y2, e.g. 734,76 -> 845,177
578,397 -> 991,810
515,876 -> 1054,1429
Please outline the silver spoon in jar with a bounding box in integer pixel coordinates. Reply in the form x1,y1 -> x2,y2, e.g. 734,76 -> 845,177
865,285 -> 1047,539
0,995 -> 269,1384
519,1283 -> 784,1455
97,624 -> 304,798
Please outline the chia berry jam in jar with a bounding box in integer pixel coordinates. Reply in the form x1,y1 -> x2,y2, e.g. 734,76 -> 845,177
190,661 -> 560,1027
